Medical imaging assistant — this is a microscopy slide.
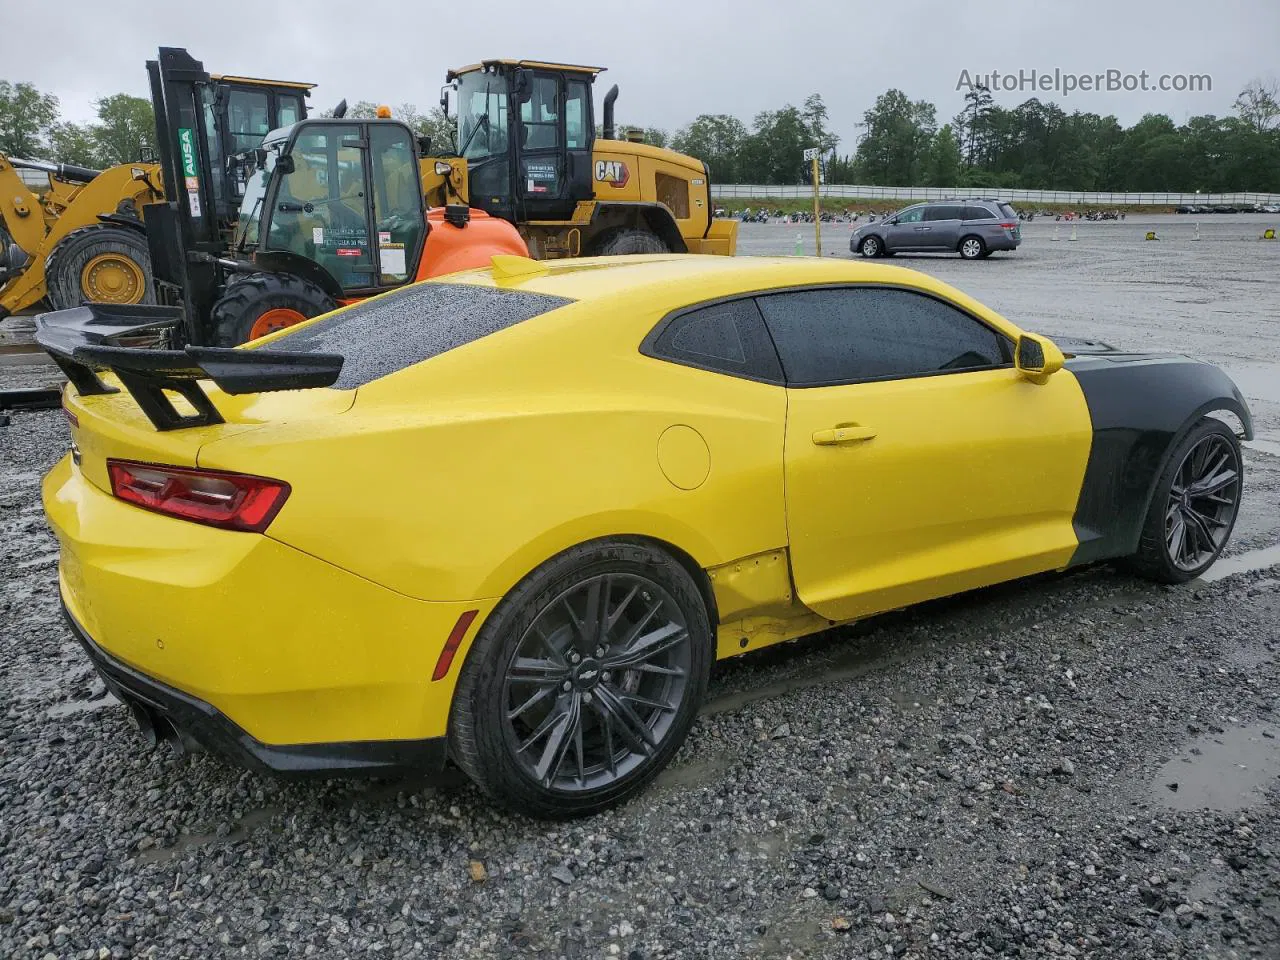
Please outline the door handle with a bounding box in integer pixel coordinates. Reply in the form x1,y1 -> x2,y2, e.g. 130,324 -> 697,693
812,424 -> 877,446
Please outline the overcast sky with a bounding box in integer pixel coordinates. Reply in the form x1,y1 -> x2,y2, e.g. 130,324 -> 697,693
6,0 -> 1276,147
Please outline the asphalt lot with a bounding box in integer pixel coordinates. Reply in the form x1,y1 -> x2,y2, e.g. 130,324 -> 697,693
2,218 -> 1280,958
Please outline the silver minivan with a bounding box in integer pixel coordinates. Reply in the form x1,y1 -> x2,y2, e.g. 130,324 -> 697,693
851,199 -> 1021,259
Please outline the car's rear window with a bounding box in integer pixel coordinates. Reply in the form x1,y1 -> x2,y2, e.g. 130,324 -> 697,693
999,202 -> 1017,219
273,283 -> 573,389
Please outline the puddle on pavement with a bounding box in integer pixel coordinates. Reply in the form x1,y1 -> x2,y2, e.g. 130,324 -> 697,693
47,693 -> 119,718
1151,723 -> 1280,812
1200,543 -> 1280,582
653,753 -> 733,791
135,805 -> 282,864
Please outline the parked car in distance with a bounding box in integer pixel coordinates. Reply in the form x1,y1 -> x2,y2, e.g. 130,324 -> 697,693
851,199 -> 1022,260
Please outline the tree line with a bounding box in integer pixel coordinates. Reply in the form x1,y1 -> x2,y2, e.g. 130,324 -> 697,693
0,81 -> 155,169
4,75 -> 1278,192
665,78 -> 1280,192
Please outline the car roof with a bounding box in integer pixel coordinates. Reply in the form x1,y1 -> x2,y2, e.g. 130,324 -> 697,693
438,254 -> 988,316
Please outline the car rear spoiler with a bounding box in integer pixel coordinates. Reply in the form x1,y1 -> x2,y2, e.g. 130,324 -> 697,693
35,303 -> 343,431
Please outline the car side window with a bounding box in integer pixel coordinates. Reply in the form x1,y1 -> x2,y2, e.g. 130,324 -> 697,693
896,207 -> 924,223
644,298 -> 784,383
755,287 -> 1011,387
963,204 -> 993,221
924,204 -> 963,221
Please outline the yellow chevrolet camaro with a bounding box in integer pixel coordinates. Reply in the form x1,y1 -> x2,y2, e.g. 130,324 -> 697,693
40,255 -> 1251,818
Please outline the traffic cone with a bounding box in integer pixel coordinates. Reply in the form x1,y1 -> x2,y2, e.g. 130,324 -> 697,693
1191,222 -> 1201,241
1051,224 -> 1060,241
1069,224 -> 1078,241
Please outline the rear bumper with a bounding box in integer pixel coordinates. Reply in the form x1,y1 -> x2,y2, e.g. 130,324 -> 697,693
987,231 -> 1020,251
63,602 -> 448,777
43,453 -> 497,748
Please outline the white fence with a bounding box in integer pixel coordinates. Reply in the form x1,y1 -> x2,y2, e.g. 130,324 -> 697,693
712,184 -> 1280,206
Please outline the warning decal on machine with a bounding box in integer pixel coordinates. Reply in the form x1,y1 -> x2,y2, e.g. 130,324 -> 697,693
379,241 -> 406,276
177,128 -> 202,216
524,159 -> 557,194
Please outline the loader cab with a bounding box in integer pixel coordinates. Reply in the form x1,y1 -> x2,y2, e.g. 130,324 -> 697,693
232,118 -> 426,295
447,60 -> 600,223
201,76 -> 315,223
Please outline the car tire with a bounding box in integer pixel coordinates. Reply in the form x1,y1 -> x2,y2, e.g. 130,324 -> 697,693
210,272 -> 334,346
958,235 -> 985,260
858,236 -> 882,258
1125,418 -> 1243,584
449,538 -> 712,819
45,226 -> 155,309
594,228 -> 670,256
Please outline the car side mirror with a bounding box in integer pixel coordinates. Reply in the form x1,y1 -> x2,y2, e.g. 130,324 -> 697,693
1015,333 -> 1064,384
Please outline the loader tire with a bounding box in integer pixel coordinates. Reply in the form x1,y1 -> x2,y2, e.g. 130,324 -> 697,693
593,228 -> 669,256
45,226 -> 154,309
211,272 -> 335,346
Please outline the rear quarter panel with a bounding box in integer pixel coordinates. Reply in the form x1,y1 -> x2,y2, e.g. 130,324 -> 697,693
196,294 -> 790,603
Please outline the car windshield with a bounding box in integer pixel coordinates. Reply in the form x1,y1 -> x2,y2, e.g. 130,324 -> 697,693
456,71 -> 509,162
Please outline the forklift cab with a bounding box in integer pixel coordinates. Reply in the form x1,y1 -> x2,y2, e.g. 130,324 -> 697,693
232,118 -> 426,296
201,75 -> 314,221
446,60 -> 600,223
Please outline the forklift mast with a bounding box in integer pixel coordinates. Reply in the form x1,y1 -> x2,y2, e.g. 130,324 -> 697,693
143,47 -> 313,345
145,47 -> 223,345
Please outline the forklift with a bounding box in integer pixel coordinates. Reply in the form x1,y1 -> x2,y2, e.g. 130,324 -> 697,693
0,65 -> 312,318
143,48 -> 527,346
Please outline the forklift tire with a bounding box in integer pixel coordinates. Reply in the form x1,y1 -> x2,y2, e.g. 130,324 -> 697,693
211,273 -> 335,346
45,226 -> 155,309
593,228 -> 670,256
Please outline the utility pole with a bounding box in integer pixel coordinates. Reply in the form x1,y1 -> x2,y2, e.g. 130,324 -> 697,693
804,147 -> 822,256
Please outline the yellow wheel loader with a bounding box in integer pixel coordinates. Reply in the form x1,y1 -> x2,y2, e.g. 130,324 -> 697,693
435,60 -> 737,259
0,65 -> 314,320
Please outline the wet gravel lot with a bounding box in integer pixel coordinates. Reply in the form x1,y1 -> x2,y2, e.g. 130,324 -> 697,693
3,221 -> 1280,958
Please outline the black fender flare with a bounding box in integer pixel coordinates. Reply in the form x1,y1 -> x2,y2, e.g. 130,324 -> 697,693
1067,356 -> 1253,565
248,250 -> 344,301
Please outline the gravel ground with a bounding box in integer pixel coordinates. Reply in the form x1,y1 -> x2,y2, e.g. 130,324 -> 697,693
3,224 -> 1280,959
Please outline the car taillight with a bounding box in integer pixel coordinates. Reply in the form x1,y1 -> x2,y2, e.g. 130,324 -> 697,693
106,459 -> 290,533
1000,221 -> 1018,229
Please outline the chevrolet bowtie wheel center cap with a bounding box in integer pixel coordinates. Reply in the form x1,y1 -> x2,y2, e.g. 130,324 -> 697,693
572,658 -> 603,690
